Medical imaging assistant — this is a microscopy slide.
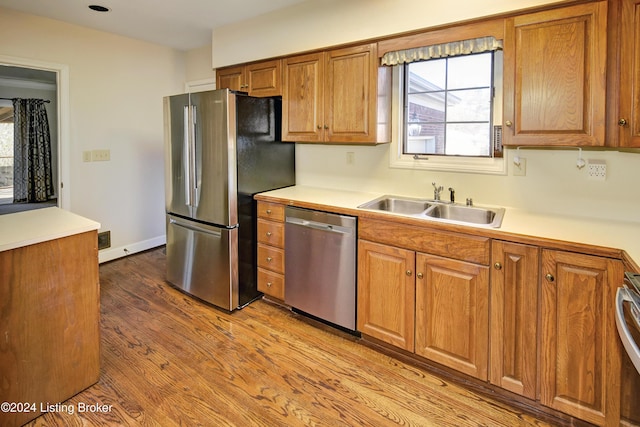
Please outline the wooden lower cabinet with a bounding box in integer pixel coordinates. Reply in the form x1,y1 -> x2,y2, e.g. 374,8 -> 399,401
415,253 -> 489,380
256,202 -> 287,300
357,240 -> 415,351
540,249 -> 624,426
357,239 -> 490,380
0,231 -> 100,427
490,241 -> 539,399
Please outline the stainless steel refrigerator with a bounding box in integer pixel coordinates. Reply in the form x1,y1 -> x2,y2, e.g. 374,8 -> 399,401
163,89 -> 295,311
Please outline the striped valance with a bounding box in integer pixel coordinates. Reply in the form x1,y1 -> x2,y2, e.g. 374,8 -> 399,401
381,36 -> 503,66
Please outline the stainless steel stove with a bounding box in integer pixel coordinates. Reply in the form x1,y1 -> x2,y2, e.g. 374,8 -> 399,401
616,272 -> 640,374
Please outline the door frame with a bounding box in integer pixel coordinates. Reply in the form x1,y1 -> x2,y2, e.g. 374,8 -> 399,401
0,54 -> 70,209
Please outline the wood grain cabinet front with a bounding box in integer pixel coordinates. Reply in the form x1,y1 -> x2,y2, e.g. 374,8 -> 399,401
282,43 -> 391,144
256,201 -> 286,300
357,218 -> 491,380
502,1 -> 608,146
216,59 -> 282,97
609,0 -> 640,148
540,249 -> 624,426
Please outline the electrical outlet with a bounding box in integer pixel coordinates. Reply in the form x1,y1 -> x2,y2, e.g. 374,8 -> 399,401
346,151 -> 355,165
91,149 -> 110,162
513,158 -> 526,176
587,159 -> 606,181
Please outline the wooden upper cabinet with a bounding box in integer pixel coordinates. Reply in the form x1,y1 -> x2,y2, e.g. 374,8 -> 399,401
216,65 -> 245,92
216,59 -> 282,97
613,0 -> 640,147
540,249 -> 623,426
502,1 -> 608,146
282,52 -> 324,142
283,43 -> 391,144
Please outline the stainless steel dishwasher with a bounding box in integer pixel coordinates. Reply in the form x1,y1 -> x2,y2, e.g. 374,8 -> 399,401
285,206 -> 357,331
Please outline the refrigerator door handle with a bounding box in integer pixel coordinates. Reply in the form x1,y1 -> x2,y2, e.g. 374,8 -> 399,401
192,105 -> 199,207
183,105 -> 191,207
169,217 -> 222,238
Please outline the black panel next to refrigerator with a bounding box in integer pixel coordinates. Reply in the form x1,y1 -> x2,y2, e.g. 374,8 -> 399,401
236,94 -> 295,195
236,94 -> 295,308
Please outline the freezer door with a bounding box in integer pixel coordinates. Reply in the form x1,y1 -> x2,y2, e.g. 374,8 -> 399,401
166,215 -> 239,310
164,93 -> 193,218
190,90 -> 237,226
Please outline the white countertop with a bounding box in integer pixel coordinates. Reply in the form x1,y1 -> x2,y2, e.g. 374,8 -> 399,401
258,185 -> 640,268
0,207 -> 101,252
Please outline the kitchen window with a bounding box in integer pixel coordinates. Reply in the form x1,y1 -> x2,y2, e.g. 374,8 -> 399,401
384,37 -> 506,174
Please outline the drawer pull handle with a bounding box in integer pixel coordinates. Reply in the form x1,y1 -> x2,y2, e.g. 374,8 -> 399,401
266,209 -> 272,215
267,282 -> 272,288
266,257 -> 273,262
266,231 -> 272,237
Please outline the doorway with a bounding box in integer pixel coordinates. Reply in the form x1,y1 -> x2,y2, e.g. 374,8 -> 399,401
0,63 -> 62,214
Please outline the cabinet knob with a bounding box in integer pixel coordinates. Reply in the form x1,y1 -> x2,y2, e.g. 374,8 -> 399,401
406,270 -> 412,276
266,209 -> 272,215
619,118 -> 628,127
317,125 -> 322,129
266,282 -> 272,288
416,272 -> 424,279
494,262 -> 502,270
505,120 -> 513,127
266,231 -> 272,237
545,273 -> 555,282
324,125 -> 329,130
266,257 -> 273,263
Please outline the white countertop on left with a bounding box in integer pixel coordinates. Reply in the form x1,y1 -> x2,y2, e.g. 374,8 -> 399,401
0,207 -> 101,252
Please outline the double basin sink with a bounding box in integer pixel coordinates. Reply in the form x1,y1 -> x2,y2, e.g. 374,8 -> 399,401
358,195 -> 505,228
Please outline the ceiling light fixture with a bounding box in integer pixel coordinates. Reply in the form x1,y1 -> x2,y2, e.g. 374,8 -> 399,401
88,5 -> 110,12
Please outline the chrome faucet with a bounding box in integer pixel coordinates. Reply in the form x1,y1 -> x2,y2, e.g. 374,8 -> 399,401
432,182 -> 443,201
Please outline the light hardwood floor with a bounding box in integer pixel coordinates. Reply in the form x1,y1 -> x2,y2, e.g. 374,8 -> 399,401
26,247 -> 560,426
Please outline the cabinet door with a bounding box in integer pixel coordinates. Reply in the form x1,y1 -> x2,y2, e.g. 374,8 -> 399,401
503,2 -> 607,146
216,65 -> 246,91
357,240 -> 415,352
246,60 -> 282,97
617,0 -> 640,147
325,43 -> 378,143
282,52 -> 324,142
490,241 -> 539,399
415,253 -> 489,380
540,249 -> 623,426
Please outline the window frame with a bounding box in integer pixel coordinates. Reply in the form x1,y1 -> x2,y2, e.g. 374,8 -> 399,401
389,52 -> 506,175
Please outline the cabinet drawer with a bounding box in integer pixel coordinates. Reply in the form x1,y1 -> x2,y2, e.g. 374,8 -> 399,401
359,218 -> 490,265
257,202 -> 285,222
257,243 -> 285,274
257,219 -> 285,248
257,268 -> 284,300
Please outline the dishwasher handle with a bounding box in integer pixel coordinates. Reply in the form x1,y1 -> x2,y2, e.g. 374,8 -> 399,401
286,216 -> 353,235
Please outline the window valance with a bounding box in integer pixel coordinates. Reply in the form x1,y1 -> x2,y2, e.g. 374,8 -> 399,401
380,36 -> 503,66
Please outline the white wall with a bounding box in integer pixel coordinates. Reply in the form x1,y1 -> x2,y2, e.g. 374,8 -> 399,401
204,0 -> 640,225
0,7 -> 186,262
211,0 -> 558,67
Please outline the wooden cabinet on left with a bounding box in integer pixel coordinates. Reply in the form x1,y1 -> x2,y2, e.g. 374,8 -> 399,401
216,59 -> 282,97
0,231 -> 100,427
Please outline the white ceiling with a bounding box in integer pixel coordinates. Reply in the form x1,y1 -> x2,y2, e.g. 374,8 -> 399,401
0,0 -> 311,51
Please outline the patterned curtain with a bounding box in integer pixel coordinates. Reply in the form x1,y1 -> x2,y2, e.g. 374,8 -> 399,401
12,98 -> 54,203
